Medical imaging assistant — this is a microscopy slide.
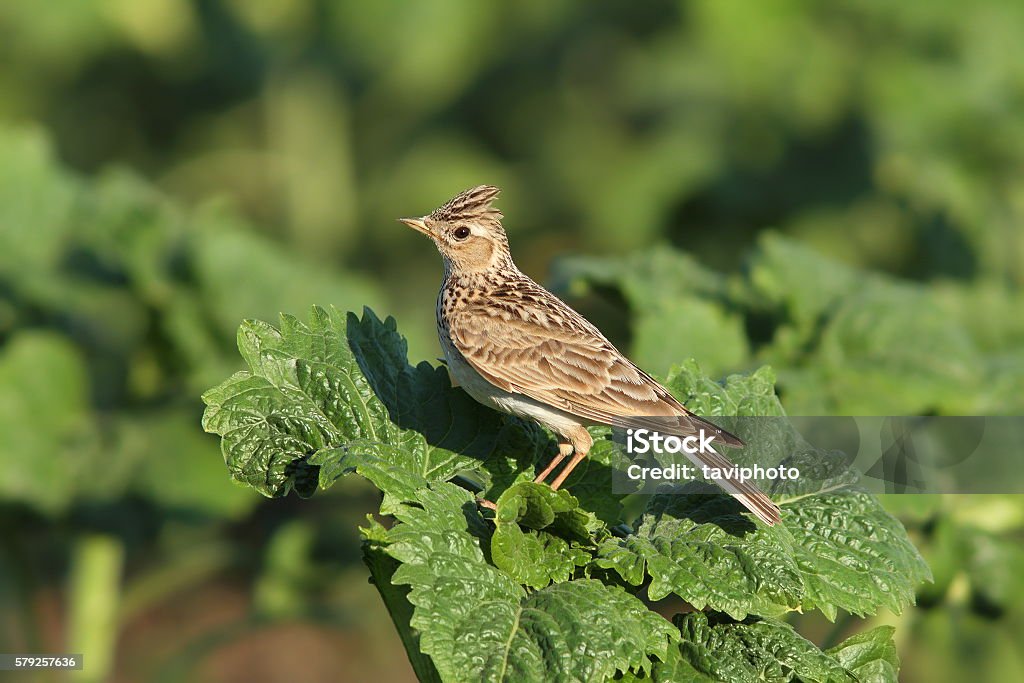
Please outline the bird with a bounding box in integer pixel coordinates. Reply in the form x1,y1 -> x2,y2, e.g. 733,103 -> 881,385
399,185 -> 781,526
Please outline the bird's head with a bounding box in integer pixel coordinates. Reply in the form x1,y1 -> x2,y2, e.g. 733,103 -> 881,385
399,185 -> 512,273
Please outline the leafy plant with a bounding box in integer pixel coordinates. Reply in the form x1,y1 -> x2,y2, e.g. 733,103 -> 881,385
202,306 -> 930,682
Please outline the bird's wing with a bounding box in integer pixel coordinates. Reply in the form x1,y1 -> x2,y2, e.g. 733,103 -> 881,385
448,300 -> 743,447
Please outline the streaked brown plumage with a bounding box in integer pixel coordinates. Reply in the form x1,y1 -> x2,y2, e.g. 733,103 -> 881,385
400,185 -> 781,525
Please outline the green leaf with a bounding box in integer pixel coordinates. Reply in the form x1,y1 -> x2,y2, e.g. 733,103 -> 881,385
663,361 -> 860,499
491,482 -> 599,588
673,612 -> 859,683
746,233 -> 859,338
596,491 -> 803,619
202,306 -> 547,503
599,486 -> 930,622
362,520 -> 443,683
597,361 -> 930,621
826,626 -> 899,683
370,483 -> 677,682
624,645 -> 717,683
665,361 -> 785,419
780,489 -> 931,620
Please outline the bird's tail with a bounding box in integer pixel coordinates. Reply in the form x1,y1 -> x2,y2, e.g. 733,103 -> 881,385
683,445 -> 781,526
677,411 -> 781,525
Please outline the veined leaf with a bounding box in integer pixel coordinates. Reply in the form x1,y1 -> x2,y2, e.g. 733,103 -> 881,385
491,482 -> 601,588
596,491 -> 803,619
779,489 -> 931,620
598,364 -> 930,621
673,612 -> 859,683
826,626 -> 899,683
201,306 -> 547,504
598,487 -> 930,621
366,483 -> 676,682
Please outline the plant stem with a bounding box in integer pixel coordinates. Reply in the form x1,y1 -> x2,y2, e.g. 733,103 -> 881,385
67,533 -> 124,683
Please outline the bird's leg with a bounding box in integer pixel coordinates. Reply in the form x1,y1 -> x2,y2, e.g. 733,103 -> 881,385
534,439 -> 574,484
549,448 -> 588,490
549,427 -> 593,491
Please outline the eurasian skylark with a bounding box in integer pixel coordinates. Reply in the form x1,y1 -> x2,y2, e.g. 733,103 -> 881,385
400,185 -> 781,525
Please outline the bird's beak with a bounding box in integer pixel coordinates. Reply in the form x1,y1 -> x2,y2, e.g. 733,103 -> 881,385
398,216 -> 431,236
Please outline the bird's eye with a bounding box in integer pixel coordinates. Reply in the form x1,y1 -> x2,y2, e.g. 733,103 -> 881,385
453,226 -> 471,240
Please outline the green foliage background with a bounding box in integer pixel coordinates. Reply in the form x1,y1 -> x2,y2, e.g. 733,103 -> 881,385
0,1 -> 1021,681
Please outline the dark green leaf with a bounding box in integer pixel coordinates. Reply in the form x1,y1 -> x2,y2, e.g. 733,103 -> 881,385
370,483 -> 676,682
201,306 -> 547,501
597,361 -> 929,621
597,491 -> 803,619
673,613 -> 859,683
826,626 -> 899,683
491,482 -> 599,588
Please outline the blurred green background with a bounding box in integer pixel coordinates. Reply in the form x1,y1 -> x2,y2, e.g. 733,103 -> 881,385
0,1 -> 1022,681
